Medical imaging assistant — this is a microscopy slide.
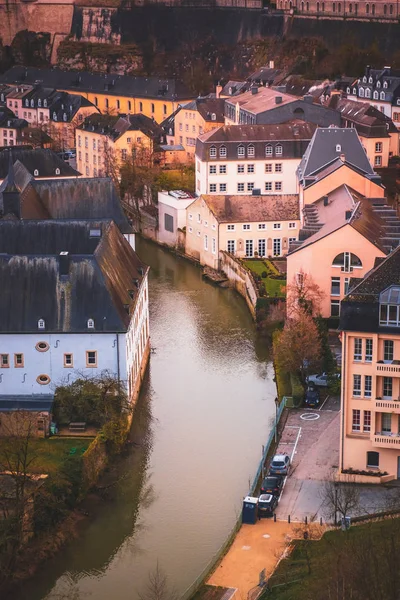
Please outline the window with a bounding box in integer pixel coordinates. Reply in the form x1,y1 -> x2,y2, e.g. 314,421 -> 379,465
245,240 -> 253,257
86,167 -> 89,177
332,252 -> 362,271
14,353 -> 24,368
247,145 -> 255,158
219,145 -> 227,158
219,165 -> 227,174
363,410 -> 371,432
365,338 -> 373,362
331,300 -> 340,317
197,214 -> 201,223
34,169 -> 39,177
373,90 -> 379,100
258,239 -> 266,257
379,286 -> 400,326
258,223 -> 266,230
237,183 -> 245,192
367,451 -> 379,468
364,376 -> 372,399
212,237 -> 216,254
86,351 -> 97,367
247,182 -> 254,192
121,149 -> 127,161
265,145 -> 273,156
382,412 -> 392,433
374,156 -> 382,167
265,163 -> 272,173
38,318 -> 45,329
227,224 -> 235,231
353,375 -> 361,397
209,146 -> 217,158
273,239 -> 281,257
237,164 -> 245,174
288,222 -> 296,229
209,184 -> 217,193
151,103 -> 155,113
383,376 -> 393,399
128,101 -> 132,112
36,341 -> 49,352
1,354 -> 9,368
354,338 -> 362,361
164,213 -> 174,233
139,102 -> 143,112
275,163 -> 282,172
237,145 -> 245,157
275,182 -> 282,191
243,224 -> 251,230
64,353 -> 73,367
87,318 -> 95,329
384,340 -> 394,362
331,277 -> 341,297
204,220 -> 208,228
275,145 -> 283,156
273,223 -> 281,230
227,240 -> 235,253
352,409 -> 361,431
37,374 -> 50,385
247,164 -> 255,173
188,213 -> 193,221
209,165 -> 217,174
219,183 -> 227,192
204,234 -> 208,251
188,227 -> 193,234
265,182 -> 272,191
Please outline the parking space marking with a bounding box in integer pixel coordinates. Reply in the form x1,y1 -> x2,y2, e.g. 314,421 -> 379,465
319,395 -> 330,411
300,413 -> 320,421
279,426 -> 302,500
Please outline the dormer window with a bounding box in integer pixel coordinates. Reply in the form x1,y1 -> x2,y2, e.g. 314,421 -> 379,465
377,81 -> 381,88
219,145 -> 227,158
359,88 -> 365,97
353,87 -> 357,94
55,168 -> 60,175
25,99 -> 29,107
38,99 -> 42,107
384,81 -> 388,89
31,99 -> 34,107
373,91 -> 379,100
209,145 -> 217,159
379,286 -> 400,326
346,87 -> 350,94
380,91 -> 385,100
336,144 -> 341,152
247,144 -> 255,157
211,113 -> 216,121
43,99 -> 47,107
363,76 -> 367,83
87,318 -> 95,329
34,169 -> 39,176
265,144 -> 273,156
53,112 -> 57,121
237,145 -> 245,158
365,88 -> 371,98
368,76 -> 373,84
38,319 -> 45,329
275,144 -> 283,156
63,113 -> 67,122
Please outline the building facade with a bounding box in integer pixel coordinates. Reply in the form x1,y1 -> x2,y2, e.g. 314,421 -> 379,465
195,121 -> 316,197
339,246 -> 400,481
275,0 -> 400,21
157,190 -> 195,248
346,67 -> 400,126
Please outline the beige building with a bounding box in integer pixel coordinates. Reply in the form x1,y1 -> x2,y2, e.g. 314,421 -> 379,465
339,246 -> 400,482
275,0 -> 399,20
185,194 -> 300,269
195,121 -> 316,197
76,113 -> 163,178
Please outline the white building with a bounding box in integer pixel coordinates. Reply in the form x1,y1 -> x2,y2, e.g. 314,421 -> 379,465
195,122 -> 316,197
347,66 -> 400,127
157,189 -> 195,247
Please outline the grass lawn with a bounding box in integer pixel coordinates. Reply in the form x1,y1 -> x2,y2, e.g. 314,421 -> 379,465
260,518 -> 400,599
244,260 -> 285,297
0,438 -> 90,475
191,585 -> 231,600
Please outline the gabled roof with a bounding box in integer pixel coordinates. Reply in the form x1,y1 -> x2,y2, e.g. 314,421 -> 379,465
199,194 -> 299,223
220,80 -> 248,97
328,96 -> 396,135
182,97 -> 225,122
78,113 -> 163,142
0,66 -> 193,102
198,121 -> 317,143
344,244 -> 400,301
0,221 -> 147,334
225,86 -> 295,114
0,148 -> 79,179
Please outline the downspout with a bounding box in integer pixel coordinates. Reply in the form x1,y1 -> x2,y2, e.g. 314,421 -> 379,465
116,333 -> 121,389
340,330 -> 346,472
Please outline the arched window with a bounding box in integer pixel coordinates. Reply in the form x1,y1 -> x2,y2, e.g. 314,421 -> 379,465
332,252 -> 362,271
380,91 -> 386,100
275,144 -> 283,156
366,3 -> 369,13
338,2 -> 341,10
379,286 -> 400,326
38,319 -> 45,329
377,80 -> 381,88
384,81 -> 388,89
87,318 -> 95,329
359,88 -> 365,97
365,88 -> 371,98
336,144 -> 341,152
363,76 -> 367,82
317,1 -> 319,10
353,87 -> 357,94
369,76 -> 373,83
31,99 -> 34,107
209,145 -> 217,158
372,3 -> 375,13
219,145 -> 227,158
306,1 -> 309,9
294,107 -> 305,116
301,1 -> 304,9
332,2 -> 336,11
55,168 -> 60,175
373,91 -> 379,99
34,169 -> 39,176
25,99 -> 29,107
43,99 -> 47,107
384,4 -> 387,13
349,3 -> 352,12
390,4 -> 393,14
247,144 -> 255,157
38,98 -> 42,107
322,2 -> 325,9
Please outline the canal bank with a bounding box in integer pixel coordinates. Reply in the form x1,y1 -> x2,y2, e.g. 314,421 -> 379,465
16,237 -> 279,600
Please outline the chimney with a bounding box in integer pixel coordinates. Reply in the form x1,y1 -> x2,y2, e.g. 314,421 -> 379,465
303,94 -> 314,104
216,83 -> 222,98
251,86 -> 258,95
269,60 -> 275,69
275,96 -> 283,104
340,153 -> 346,162
323,195 -> 329,206
59,251 -> 69,276
345,210 -> 352,220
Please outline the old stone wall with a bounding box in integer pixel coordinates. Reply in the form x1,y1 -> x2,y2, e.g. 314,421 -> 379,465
0,2 -> 74,46
220,251 -> 258,319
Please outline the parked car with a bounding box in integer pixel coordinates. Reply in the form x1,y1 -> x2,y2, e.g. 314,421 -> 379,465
260,475 -> 283,496
258,494 -> 278,518
57,150 -> 75,161
306,372 -> 340,387
269,454 -> 290,476
304,383 -> 321,407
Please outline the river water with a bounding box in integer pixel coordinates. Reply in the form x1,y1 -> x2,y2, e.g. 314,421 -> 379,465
19,238 -> 277,600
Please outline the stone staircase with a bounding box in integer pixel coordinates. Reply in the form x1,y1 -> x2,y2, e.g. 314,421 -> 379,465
371,202 -> 400,253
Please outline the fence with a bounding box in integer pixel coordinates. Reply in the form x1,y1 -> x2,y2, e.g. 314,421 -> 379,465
181,398 -> 287,600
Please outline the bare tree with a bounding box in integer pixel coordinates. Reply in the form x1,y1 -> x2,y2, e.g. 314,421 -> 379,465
138,563 -> 178,600
287,270 -> 325,318
321,475 -> 360,525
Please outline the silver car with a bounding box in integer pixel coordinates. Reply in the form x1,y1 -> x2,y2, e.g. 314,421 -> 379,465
269,454 -> 290,476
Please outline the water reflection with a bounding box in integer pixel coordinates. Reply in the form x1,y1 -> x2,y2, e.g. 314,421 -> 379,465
17,238 -> 276,600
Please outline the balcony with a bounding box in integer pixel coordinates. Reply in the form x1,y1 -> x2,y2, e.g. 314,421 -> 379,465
375,362 -> 400,376
373,433 -> 400,448
374,398 -> 400,413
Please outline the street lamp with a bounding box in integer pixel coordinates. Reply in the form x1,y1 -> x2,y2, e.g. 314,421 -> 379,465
274,397 -> 279,443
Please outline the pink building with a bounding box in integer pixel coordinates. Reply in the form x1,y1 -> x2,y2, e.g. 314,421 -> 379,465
339,246 -> 400,482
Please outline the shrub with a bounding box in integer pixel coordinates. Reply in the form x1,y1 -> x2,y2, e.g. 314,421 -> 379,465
290,373 -> 304,407
261,270 -> 268,278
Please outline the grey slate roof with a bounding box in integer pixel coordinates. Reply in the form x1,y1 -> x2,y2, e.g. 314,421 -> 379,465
0,66 -> 193,102
0,221 -> 147,334
78,113 -> 163,143
0,148 -> 79,179
297,127 -> 377,187
182,97 -> 225,122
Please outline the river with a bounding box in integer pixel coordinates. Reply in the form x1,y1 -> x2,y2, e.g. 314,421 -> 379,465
18,238 -> 277,600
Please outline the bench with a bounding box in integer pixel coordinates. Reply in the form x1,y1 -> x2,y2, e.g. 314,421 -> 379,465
69,422 -> 86,433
